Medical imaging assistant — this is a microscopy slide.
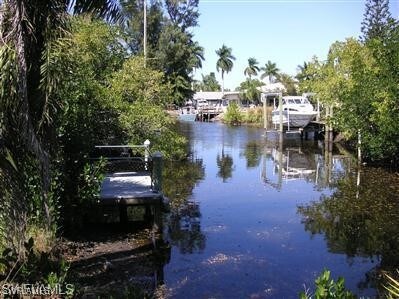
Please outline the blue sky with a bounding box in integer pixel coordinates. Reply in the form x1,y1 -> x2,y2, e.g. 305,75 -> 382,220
191,0 -> 399,90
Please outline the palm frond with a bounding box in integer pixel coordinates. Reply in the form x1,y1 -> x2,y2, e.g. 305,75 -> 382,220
384,272 -> 399,298
70,0 -> 123,23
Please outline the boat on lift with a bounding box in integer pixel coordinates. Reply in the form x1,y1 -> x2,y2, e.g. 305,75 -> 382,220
271,96 -> 317,128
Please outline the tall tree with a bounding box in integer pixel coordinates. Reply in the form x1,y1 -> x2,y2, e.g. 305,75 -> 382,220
360,0 -> 395,42
156,0 -> 202,104
215,44 -> 235,94
165,0 -> 199,31
260,60 -> 280,83
237,78 -> 263,104
0,0 -> 121,227
197,72 -> 221,91
277,73 -> 297,95
296,61 -> 310,81
121,0 -> 164,55
156,24 -> 203,104
189,41 -> 205,71
244,57 -> 260,79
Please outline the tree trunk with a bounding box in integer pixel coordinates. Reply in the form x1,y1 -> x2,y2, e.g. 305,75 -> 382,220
222,71 -> 224,95
13,0 -> 51,224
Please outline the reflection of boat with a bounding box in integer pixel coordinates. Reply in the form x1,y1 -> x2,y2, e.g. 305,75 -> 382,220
272,147 -> 316,180
179,102 -> 197,122
272,96 -> 317,128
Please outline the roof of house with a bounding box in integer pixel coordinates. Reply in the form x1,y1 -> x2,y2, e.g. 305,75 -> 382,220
257,82 -> 286,93
193,91 -> 240,100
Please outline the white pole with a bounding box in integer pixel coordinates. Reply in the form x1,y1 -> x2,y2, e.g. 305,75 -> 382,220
143,0 -> 147,67
263,94 -> 267,130
279,93 -> 283,133
357,129 -> 362,163
144,139 -> 150,170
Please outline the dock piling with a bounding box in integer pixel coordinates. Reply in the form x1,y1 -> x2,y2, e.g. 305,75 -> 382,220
152,151 -> 163,192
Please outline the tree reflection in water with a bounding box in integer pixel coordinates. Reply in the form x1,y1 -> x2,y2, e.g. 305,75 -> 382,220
162,157 -> 206,254
241,141 -> 262,168
298,167 -> 399,291
169,201 -> 206,254
216,150 -> 234,182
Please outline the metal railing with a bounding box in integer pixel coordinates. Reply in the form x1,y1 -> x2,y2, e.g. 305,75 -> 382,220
92,140 -> 163,192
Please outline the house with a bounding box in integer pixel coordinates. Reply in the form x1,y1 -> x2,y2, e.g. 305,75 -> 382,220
193,91 -> 241,108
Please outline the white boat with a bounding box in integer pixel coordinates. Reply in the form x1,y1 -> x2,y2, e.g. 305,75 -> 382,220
178,105 -> 197,122
271,96 -> 317,128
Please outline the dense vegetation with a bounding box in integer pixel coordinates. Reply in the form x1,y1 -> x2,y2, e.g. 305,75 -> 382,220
0,0 -> 202,291
1,0 -> 398,295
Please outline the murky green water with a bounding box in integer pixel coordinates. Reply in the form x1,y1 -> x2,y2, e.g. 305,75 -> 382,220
161,121 -> 399,298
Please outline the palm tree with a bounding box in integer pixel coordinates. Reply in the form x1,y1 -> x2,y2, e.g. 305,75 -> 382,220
277,73 -> 297,95
215,44 -> 236,94
260,60 -> 280,83
296,61 -> 311,81
244,57 -> 260,79
189,41 -> 205,73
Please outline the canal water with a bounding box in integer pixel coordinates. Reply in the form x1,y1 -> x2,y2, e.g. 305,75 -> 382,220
160,121 -> 399,298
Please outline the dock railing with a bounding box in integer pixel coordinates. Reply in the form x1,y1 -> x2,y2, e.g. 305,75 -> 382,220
93,140 -> 163,192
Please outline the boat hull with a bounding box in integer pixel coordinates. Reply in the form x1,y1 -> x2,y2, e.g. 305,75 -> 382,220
272,111 -> 316,128
178,113 -> 197,122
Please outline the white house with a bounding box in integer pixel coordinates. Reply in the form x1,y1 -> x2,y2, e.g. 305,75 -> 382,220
193,91 -> 241,108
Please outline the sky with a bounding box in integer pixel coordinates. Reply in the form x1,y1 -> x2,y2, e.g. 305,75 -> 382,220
191,0 -> 399,90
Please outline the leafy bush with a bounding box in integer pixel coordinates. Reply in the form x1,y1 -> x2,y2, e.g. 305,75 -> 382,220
223,102 -> 243,125
300,269 -> 356,299
77,158 -> 106,206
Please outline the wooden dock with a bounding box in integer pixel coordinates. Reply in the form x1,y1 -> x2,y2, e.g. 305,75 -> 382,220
93,145 -> 168,229
265,121 -> 327,141
197,107 -> 223,122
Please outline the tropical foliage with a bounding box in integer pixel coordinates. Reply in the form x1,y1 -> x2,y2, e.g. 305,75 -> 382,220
195,72 -> 221,92
223,102 -> 243,125
260,60 -> 280,83
216,44 -> 236,93
0,0 -> 200,286
276,72 -> 297,95
298,166 -> 399,295
244,57 -> 260,79
295,1 -> 399,163
237,79 -> 263,104
360,0 -> 395,42
300,270 -> 356,299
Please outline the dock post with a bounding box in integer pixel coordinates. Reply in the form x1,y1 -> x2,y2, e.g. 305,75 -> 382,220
263,94 -> 268,130
152,151 -> 163,192
278,93 -> 283,133
144,139 -> 151,170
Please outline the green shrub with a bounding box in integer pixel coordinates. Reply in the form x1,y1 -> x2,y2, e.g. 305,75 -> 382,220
300,269 -> 356,299
223,102 -> 243,125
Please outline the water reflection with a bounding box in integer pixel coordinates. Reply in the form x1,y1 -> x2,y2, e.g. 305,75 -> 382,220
298,167 -> 399,290
169,200 -> 206,254
162,157 -> 206,254
162,122 -> 398,298
261,135 -> 353,190
216,150 -> 234,182
241,141 -> 262,168
162,158 -> 205,209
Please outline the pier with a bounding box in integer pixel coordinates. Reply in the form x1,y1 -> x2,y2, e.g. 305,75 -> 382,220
197,107 -> 223,122
92,143 -> 168,230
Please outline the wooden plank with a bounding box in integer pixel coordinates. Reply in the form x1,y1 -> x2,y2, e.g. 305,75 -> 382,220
99,172 -> 162,206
